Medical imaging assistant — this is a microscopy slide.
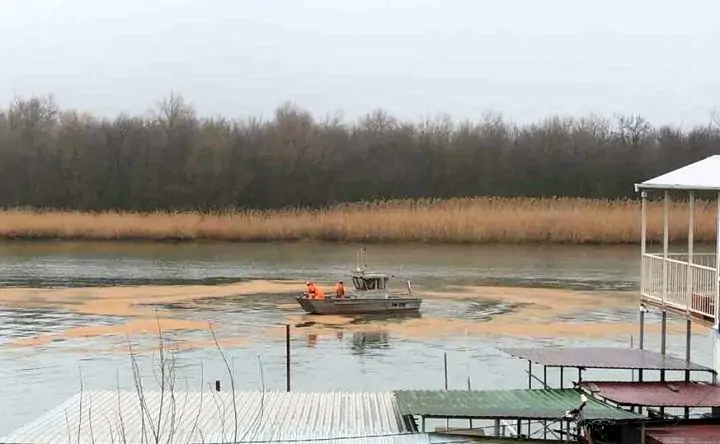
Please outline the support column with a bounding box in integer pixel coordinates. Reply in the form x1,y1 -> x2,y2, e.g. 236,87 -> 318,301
685,318 -> 692,418
687,191 -> 695,315
662,190 -> 669,307
660,191 -> 669,382
543,366 -> 548,439
639,308 -> 645,383
527,361 -> 532,435
639,190 -> 647,387
715,192 -> 720,382
685,190 -> 694,421
685,319 -> 692,382
641,190 -> 648,295
661,310 -> 667,381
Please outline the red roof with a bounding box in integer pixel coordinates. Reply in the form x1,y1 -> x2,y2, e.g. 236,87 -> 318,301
578,381 -> 720,407
646,424 -> 720,444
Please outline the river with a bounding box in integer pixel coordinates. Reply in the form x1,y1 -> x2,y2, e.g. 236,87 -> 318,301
0,241 -> 715,435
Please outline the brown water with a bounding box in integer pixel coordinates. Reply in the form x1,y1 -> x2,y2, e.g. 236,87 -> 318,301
0,241 -> 715,435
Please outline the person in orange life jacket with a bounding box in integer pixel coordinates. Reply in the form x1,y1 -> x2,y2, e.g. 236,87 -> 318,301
314,285 -> 326,300
335,281 -> 345,298
306,282 -> 317,299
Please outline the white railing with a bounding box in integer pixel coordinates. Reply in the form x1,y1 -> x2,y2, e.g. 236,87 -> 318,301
667,252 -> 718,268
641,253 -> 717,321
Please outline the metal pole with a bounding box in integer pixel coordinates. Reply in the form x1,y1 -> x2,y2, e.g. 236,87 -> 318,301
631,335 -> 635,382
685,319 -> 692,381
663,190 -> 669,308
640,423 -> 646,444
685,318 -> 692,418
527,360 -> 532,435
467,372 -> 473,430
285,324 -> 291,392
543,366 -> 548,439
560,367 -> 564,388
464,329 -> 473,430
661,310 -> 667,381
444,352 -> 449,430
641,190 -> 648,294
528,360 -> 532,389
639,309 -> 645,383
639,189 -> 648,388
685,190 -> 694,422
444,352 -> 448,390
660,190 -> 669,383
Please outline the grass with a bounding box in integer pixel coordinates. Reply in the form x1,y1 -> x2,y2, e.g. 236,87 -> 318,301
0,197 -> 716,245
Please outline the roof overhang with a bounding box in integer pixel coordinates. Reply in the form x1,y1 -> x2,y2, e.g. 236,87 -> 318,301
634,155 -> 720,193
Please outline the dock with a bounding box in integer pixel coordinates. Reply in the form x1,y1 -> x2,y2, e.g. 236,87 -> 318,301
0,390 -> 472,444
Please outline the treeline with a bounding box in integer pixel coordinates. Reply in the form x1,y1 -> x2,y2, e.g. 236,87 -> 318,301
0,94 -> 717,211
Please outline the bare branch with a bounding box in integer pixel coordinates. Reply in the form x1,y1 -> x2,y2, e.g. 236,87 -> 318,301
208,322 -> 238,443
185,361 -> 204,444
77,367 -> 84,444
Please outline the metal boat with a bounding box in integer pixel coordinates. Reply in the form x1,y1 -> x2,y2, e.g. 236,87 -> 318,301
296,248 -> 423,315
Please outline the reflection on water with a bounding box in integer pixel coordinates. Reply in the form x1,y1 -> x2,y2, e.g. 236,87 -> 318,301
351,331 -> 390,354
0,307 -> 126,345
346,311 -> 423,324
0,241 -> 714,436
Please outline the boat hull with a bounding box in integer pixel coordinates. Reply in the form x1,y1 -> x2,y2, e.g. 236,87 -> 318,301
296,296 -> 422,315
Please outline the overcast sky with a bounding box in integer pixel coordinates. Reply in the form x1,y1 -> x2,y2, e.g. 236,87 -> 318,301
1,0 -> 718,126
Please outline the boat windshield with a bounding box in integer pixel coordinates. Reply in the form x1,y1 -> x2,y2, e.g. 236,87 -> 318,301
352,276 -> 388,291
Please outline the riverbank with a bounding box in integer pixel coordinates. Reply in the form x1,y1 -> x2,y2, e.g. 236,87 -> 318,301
0,197 -> 715,244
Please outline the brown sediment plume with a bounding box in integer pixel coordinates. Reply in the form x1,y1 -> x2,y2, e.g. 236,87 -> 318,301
280,315 -> 687,340
277,285 -> 680,340
1,318 -> 209,349
425,285 -> 631,308
0,280 -> 303,317
0,282 -> 670,349
0,280 -> 303,349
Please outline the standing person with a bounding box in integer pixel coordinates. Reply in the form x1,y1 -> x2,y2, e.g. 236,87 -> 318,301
315,284 -> 326,300
335,281 -> 345,298
306,281 -> 317,299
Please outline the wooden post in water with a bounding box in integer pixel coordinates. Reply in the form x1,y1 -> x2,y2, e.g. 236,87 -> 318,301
285,324 -> 291,392
444,352 -> 449,430
464,329 -> 473,430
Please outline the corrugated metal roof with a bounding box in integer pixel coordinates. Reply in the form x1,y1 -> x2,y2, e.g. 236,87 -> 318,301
0,390 -> 470,444
502,347 -> 714,372
393,389 -> 645,422
635,155 -> 720,191
646,424 -> 720,444
579,381 -> 720,408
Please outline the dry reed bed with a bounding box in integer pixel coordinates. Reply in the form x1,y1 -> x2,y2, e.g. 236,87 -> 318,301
0,197 -> 716,244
